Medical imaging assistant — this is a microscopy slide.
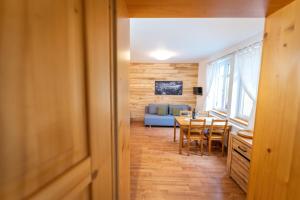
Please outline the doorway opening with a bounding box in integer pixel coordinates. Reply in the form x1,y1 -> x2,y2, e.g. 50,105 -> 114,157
128,18 -> 264,200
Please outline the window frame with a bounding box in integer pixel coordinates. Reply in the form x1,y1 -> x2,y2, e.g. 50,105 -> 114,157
212,56 -> 234,114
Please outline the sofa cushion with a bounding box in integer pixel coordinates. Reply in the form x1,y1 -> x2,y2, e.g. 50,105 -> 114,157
157,106 -> 168,116
148,104 -> 168,114
145,106 -> 149,114
144,114 -> 175,126
173,108 -> 181,116
169,104 -> 190,115
148,104 -> 157,114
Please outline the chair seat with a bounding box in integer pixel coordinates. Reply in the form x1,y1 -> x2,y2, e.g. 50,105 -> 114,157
183,130 -> 206,140
206,133 -> 223,140
190,135 -> 206,140
211,130 -> 224,134
183,128 -> 204,133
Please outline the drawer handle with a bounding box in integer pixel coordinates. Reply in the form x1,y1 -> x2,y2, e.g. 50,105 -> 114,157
238,146 -> 247,152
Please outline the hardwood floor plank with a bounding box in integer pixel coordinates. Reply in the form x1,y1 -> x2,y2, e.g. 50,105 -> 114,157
130,122 -> 246,200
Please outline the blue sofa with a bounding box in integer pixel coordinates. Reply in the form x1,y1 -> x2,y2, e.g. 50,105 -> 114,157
144,104 -> 191,127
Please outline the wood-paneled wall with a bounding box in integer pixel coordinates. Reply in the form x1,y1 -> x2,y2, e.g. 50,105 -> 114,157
129,63 -> 198,121
125,0 -> 294,17
248,0 -> 300,199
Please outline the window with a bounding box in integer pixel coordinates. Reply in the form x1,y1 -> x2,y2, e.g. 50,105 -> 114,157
213,58 -> 231,112
232,42 -> 262,122
236,86 -> 253,120
205,41 -> 262,128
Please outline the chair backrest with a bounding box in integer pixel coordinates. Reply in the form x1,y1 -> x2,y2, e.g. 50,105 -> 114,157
188,119 -> 206,137
180,110 -> 192,117
209,119 -> 228,136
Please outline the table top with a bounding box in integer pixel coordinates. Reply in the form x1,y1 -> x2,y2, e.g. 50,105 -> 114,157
175,116 -> 231,127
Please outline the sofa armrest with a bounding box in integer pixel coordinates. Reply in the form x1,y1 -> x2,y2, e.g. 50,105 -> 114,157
145,106 -> 149,114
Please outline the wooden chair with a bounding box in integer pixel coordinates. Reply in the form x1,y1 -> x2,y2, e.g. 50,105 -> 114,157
183,119 -> 207,156
179,110 -> 192,143
180,110 -> 192,117
206,119 -> 228,155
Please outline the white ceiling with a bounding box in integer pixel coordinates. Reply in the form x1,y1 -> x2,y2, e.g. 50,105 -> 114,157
130,18 -> 265,63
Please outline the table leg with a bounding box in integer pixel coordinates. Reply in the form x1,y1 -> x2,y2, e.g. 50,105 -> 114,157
173,119 -> 176,142
179,127 -> 183,154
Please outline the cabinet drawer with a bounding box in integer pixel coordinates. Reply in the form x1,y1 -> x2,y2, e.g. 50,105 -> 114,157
232,149 -> 250,170
231,150 -> 250,182
232,137 -> 251,160
231,166 -> 248,193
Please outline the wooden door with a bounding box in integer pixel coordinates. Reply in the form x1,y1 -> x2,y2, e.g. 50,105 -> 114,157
248,0 -> 300,199
0,0 -> 92,199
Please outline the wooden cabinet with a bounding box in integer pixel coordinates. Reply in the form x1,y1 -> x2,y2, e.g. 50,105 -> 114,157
227,132 -> 252,193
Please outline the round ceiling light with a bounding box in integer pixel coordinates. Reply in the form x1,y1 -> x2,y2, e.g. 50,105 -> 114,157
149,49 -> 176,60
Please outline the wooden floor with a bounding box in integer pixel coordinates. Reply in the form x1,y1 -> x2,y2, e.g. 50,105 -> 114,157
130,122 -> 246,200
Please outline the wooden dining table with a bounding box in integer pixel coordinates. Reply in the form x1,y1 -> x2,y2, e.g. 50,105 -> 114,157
173,116 -> 232,154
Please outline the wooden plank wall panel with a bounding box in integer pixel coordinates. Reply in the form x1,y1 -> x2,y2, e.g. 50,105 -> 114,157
248,0 -> 300,199
129,63 -> 198,121
125,0 -> 294,18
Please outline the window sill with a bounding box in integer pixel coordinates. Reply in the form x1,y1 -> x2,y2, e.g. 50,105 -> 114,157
229,117 -> 249,127
210,110 -> 249,127
211,109 -> 227,118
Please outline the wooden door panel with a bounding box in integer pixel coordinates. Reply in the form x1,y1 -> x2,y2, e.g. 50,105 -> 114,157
0,0 -> 89,199
84,0 -> 115,199
248,0 -> 300,199
71,188 -> 91,200
115,0 -> 130,199
30,158 -> 91,200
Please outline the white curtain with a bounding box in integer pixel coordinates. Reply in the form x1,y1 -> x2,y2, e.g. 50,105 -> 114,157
205,61 -> 218,111
235,42 -> 262,128
204,42 -> 262,130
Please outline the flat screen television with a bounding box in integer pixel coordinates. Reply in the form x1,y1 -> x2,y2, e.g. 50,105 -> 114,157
193,87 -> 203,95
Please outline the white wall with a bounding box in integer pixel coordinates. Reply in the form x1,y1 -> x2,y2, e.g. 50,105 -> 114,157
196,64 -> 207,112
196,33 -> 264,111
